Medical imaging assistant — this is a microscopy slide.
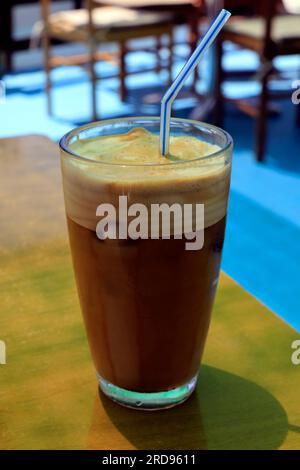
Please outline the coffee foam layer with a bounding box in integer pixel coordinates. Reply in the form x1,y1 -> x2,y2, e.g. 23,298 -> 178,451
61,128 -> 231,231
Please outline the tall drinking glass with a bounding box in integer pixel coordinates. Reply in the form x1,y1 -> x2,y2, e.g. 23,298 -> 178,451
60,117 -> 232,410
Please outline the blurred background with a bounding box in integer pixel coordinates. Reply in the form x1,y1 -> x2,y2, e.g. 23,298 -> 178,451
0,0 -> 299,329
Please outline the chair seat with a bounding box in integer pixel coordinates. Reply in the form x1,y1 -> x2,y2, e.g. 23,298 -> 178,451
223,14 -> 300,54
48,6 -> 173,42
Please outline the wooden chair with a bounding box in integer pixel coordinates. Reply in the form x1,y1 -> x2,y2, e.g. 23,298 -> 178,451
0,0 -> 83,73
40,0 -> 175,119
214,0 -> 300,161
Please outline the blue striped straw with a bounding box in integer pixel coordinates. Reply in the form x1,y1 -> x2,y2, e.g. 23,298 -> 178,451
160,9 -> 231,156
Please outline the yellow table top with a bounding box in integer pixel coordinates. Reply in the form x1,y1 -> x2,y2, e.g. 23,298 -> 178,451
0,135 -> 299,450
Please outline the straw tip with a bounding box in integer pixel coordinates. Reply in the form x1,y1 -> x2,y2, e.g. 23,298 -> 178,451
222,9 -> 232,20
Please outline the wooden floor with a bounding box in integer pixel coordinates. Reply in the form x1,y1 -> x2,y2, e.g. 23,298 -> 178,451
0,135 -> 300,449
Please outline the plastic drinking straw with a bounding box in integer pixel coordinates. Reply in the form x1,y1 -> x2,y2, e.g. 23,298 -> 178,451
159,9 -> 231,156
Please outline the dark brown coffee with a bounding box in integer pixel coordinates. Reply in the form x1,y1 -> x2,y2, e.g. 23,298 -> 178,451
67,215 -> 226,392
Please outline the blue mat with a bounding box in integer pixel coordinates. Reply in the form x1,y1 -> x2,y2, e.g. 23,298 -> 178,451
1,42 -> 300,331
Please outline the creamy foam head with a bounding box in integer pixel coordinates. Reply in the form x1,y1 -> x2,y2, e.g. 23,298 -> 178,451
61,128 -> 231,231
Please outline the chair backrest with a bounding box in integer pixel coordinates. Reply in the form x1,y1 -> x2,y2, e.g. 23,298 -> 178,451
39,1 -> 95,23
40,0 -> 95,37
207,0 -> 278,58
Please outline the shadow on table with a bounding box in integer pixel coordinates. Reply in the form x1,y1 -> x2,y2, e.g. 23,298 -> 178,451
89,365 -> 288,450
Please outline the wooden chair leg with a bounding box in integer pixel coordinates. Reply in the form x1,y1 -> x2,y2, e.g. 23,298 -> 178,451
0,52 -> 4,78
255,62 -> 270,162
156,36 -> 162,74
45,66 -> 52,116
167,30 -> 173,86
88,39 -> 97,121
119,41 -> 127,102
86,0 -> 98,121
1,2 -> 13,73
42,31 -> 52,116
189,16 -> 198,94
3,51 -> 12,74
40,0 -> 54,116
213,37 -> 224,127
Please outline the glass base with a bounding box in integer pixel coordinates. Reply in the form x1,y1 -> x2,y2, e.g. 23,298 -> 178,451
97,373 -> 198,410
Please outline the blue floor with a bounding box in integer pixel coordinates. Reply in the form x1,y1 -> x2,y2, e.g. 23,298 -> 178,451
1,38 -> 300,331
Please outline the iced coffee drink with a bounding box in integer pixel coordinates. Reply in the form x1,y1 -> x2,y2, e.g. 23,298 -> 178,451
60,117 -> 232,409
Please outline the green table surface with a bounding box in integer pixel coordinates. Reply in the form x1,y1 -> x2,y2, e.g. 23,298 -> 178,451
0,135 -> 299,450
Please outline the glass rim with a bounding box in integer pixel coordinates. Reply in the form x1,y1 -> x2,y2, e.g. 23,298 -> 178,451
59,116 -> 233,167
